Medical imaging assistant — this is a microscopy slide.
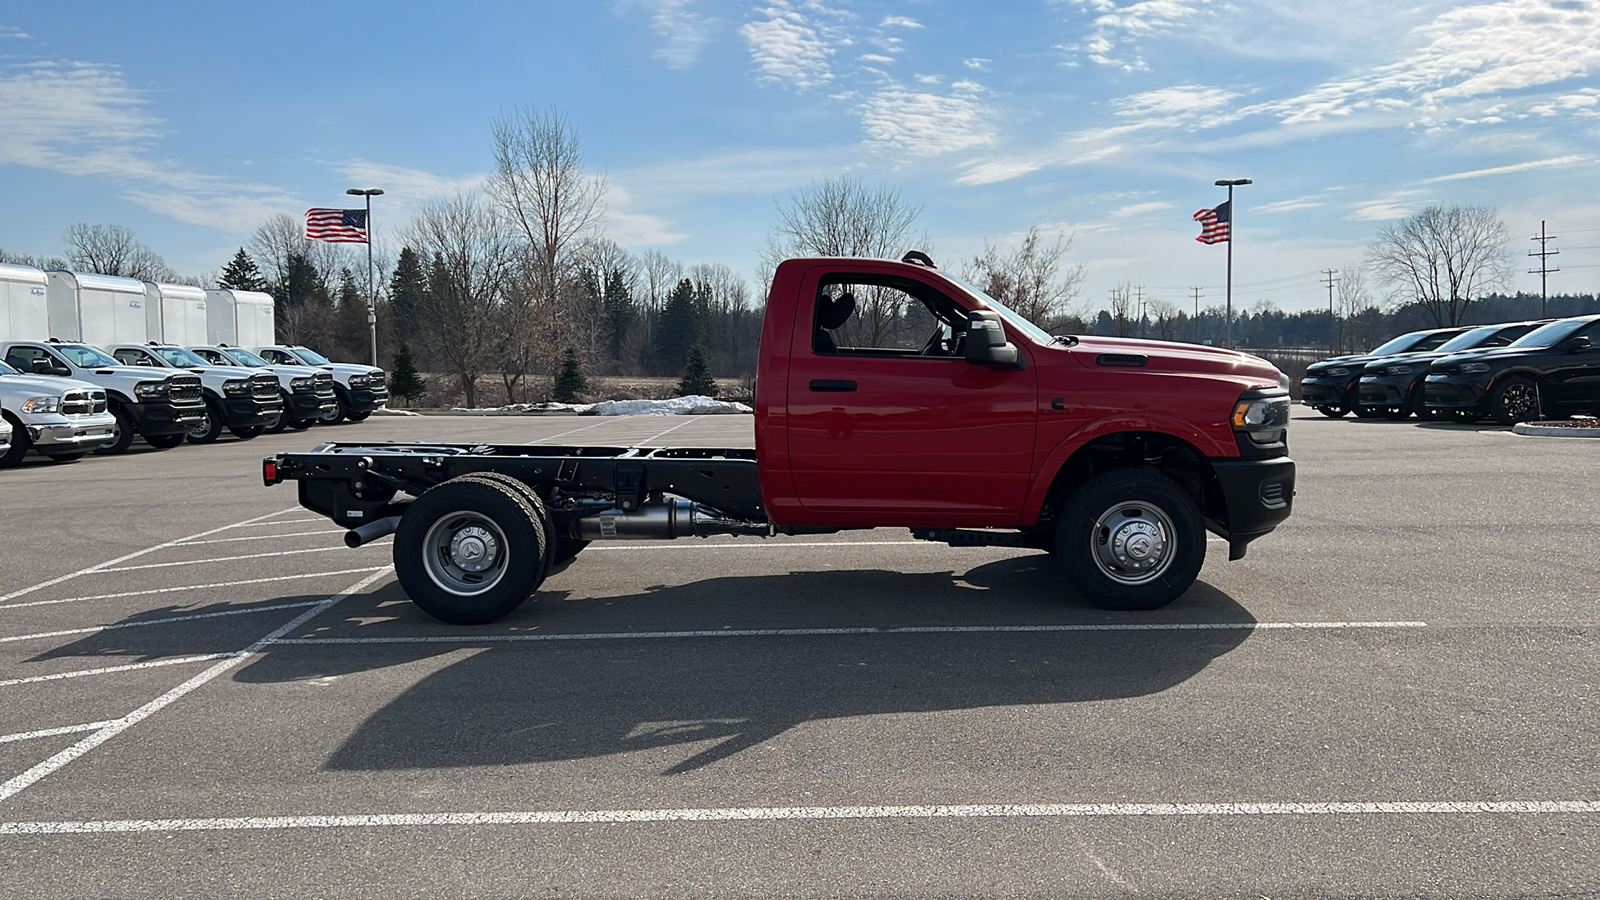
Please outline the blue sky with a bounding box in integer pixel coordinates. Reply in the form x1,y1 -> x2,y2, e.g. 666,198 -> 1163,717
2,0 -> 1598,315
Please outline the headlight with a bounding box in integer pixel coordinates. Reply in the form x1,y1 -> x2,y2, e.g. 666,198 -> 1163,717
134,381 -> 168,399
21,395 -> 61,414
290,377 -> 313,391
1460,362 -> 1491,374
1325,367 -> 1350,377
222,379 -> 252,396
1233,393 -> 1291,445
348,374 -> 370,387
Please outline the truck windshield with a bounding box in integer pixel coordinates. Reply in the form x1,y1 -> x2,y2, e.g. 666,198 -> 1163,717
291,346 -> 332,365
156,347 -> 209,367
57,344 -> 121,367
224,348 -> 272,366
1510,317 -> 1590,349
938,272 -> 1054,346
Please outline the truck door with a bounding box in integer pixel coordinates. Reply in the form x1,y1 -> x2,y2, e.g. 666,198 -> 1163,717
785,267 -> 1038,526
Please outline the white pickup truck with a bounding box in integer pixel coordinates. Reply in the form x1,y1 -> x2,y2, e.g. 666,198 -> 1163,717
0,359 -> 118,466
254,345 -> 387,424
106,343 -> 284,443
0,340 -> 204,454
187,345 -> 336,433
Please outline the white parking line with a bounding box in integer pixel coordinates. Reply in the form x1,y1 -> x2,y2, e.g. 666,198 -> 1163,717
0,602 -> 322,645
2,567 -> 390,609
0,723 -> 117,745
98,545 -> 359,573
234,517 -> 327,527
3,799 -> 1597,834
274,620 -> 1427,646
0,568 -> 391,805
0,507 -> 301,606
175,530 -> 346,546
639,415 -> 706,444
522,418 -> 621,445
0,654 -> 239,688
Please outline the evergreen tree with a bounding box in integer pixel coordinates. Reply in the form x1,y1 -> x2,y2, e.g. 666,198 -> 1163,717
601,267 -> 637,367
219,248 -> 267,291
552,346 -> 589,403
388,247 -> 427,349
653,278 -> 704,374
389,342 -> 426,407
677,344 -> 716,397
334,267 -> 371,363
274,252 -> 334,347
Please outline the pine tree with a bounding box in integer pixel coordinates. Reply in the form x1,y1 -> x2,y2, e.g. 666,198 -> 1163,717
334,267 -> 371,363
552,346 -> 589,403
677,344 -> 716,397
388,247 -> 426,348
219,248 -> 267,292
653,278 -> 704,374
389,342 -> 426,407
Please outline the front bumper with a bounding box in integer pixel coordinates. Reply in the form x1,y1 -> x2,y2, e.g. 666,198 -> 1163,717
344,385 -> 389,413
26,412 -> 118,451
1357,374 -> 1416,408
124,400 -> 206,437
1209,457 -> 1296,560
287,390 -> 339,419
223,395 -> 286,426
1300,377 -> 1356,408
1423,375 -> 1491,412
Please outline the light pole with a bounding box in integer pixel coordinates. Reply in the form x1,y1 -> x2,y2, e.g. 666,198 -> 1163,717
346,188 -> 384,367
1215,178 -> 1251,348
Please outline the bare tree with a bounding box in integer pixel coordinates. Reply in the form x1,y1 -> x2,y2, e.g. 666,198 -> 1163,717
0,247 -> 68,269
405,191 -> 515,408
249,213 -> 355,293
637,248 -> 683,348
61,224 -> 175,280
1108,283 -> 1136,337
1336,263 -> 1375,353
1148,298 -> 1181,340
962,226 -> 1087,330
1367,204 -> 1512,327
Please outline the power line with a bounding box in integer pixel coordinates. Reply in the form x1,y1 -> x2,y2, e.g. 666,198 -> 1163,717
1529,220 -> 1560,318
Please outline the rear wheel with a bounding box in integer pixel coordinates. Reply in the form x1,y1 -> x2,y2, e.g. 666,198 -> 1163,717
146,432 -> 186,449
186,400 -> 226,444
448,472 -> 590,570
0,414 -> 30,467
1055,469 -> 1205,611
94,408 -> 137,455
1489,377 -> 1540,425
1315,405 -> 1349,418
393,477 -> 549,625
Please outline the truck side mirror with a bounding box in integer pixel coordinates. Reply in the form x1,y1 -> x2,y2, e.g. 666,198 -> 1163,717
963,310 -> 1022,370
32,357 -> 67,376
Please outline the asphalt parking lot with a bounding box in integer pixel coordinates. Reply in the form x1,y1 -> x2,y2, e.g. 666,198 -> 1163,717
1,410 -> 1596,898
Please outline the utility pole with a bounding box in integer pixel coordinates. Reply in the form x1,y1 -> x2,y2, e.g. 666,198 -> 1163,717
1190,287 -> 1202,343
1528,221 -> 1559,319
1321,269 -> 1338,351
1135,286 -> 1146,338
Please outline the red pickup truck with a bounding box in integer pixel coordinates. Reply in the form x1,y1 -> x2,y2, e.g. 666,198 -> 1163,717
265,253 -> 1295,624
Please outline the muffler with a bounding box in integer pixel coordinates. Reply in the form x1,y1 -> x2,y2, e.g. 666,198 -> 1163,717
575,498 -> 770,540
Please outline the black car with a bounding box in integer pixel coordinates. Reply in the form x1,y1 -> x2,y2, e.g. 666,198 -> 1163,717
1300,327 -> 1469,418
1424,315 -> 1600,424
1355,321 -> 1547,419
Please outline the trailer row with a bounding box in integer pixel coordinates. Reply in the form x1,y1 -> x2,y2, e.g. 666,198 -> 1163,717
1,263 -> 274,348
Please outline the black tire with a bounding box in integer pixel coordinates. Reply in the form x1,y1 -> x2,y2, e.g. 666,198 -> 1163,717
0,414 -> 31,467
289,418 -> 315,431
43,452 -> 86,463
448,472 -> 589,571
264,394 -> 291,434
1489,376 -> 1540,425
1055,469 -> 1206,611
229,425 -> 265,440
393,477 -> 549,625
186,399 -> 226,444
146,432 -> 186,449
94,407 -> 137,455
1315,406 -> 1349,418
347,410 -> 372,423
317,398 -> 346,425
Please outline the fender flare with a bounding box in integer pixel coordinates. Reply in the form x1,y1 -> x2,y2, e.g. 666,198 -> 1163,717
1022,413 -> 1231,525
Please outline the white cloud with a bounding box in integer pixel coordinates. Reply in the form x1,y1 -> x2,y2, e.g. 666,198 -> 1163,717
1347,191 -> 1426,222
605,184 -> 687,246
334,159 -> 486,201
1113,85 -> 1240,119
1422,154 -> 1592,183
859,53 -> 895,63
741,1 -> 840,89
1110,201 -> 1175,217
859,84 -> 995,158
1066,0 -> 1210,70
963,57 -> 992,70
1,25 -> 31,39
879,15 -> 924,28
623,0 -> 719,69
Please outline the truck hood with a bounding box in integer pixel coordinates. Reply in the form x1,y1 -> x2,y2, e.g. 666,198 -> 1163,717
81,365 -> 181,381
315,362 -> 383,377
1058,336 -> 1283,387
181,365 -> 265,379
0,373 -> 103,395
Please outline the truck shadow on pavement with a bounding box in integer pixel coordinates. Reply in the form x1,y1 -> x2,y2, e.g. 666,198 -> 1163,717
34,556 -> 1257,776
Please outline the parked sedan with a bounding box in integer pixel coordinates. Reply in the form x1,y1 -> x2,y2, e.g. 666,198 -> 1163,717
1356,321 -> 1547,419
1300,327 -> 1469,417
1425,315 -> 1600,424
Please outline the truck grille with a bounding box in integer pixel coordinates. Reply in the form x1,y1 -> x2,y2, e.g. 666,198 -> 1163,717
167,375 -> 204,406
60,388 -> 108,416
251,374 -> 279,399
314,372 -> 336,401
371,371 -> 387,389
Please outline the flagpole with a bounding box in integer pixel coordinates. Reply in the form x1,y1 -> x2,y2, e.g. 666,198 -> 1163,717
346,188 -> 384,367
1214,178 -> 1251,349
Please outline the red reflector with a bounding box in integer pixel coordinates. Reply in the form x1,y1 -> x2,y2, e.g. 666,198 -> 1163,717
263,461 -> 278,485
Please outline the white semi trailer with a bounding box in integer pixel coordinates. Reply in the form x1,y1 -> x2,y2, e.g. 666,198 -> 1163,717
46,271 -> 149,345
144,282 -> 209,345
0,263 -> 51,341
205,289 -> 276,347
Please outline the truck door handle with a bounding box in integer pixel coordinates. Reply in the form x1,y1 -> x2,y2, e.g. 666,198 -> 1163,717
809,379 -> 857,392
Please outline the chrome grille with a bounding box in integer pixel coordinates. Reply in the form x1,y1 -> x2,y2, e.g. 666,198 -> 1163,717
60,388 -> 108,416
167,375 -> 204,405
314,372 -> 336,401
371,371 -> 387,388
251,375 -> 279,399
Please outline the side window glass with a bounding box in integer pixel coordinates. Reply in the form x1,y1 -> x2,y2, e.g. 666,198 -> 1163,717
112,350 -> 142,366
5,348 -> 38,371
813,279 -> 954,357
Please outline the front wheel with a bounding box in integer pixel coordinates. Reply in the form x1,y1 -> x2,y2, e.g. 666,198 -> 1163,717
186,400 -> 226,444
229,425 -> 265,440
317,399 -> 345,425
146,432 -> 186,449
264,394 -> 291,434
43,452 -> 86,463
1489,377 -> 1540,425
1055,469 -> 1206,611
94,408 -> 137,455
393,477 -> 550,625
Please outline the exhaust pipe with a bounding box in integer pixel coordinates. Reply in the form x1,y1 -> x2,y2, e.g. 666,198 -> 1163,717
345,515 -> 402,547
576,498 -> 770,541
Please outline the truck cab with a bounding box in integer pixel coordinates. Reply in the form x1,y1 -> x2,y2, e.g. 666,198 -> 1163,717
253,345 -> 387,423
187,345 -> 337,433
0,340 -> 203,454
106,343 -> 283,443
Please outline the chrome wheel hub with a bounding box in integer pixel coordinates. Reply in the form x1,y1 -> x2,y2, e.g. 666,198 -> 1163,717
449,526 -> 498,572
1090,502 -> 1177,586
422,512 -> 509,596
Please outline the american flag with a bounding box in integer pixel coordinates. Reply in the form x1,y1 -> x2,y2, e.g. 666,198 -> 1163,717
1193,201 -> 1230,245
305,208 -> 369,243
